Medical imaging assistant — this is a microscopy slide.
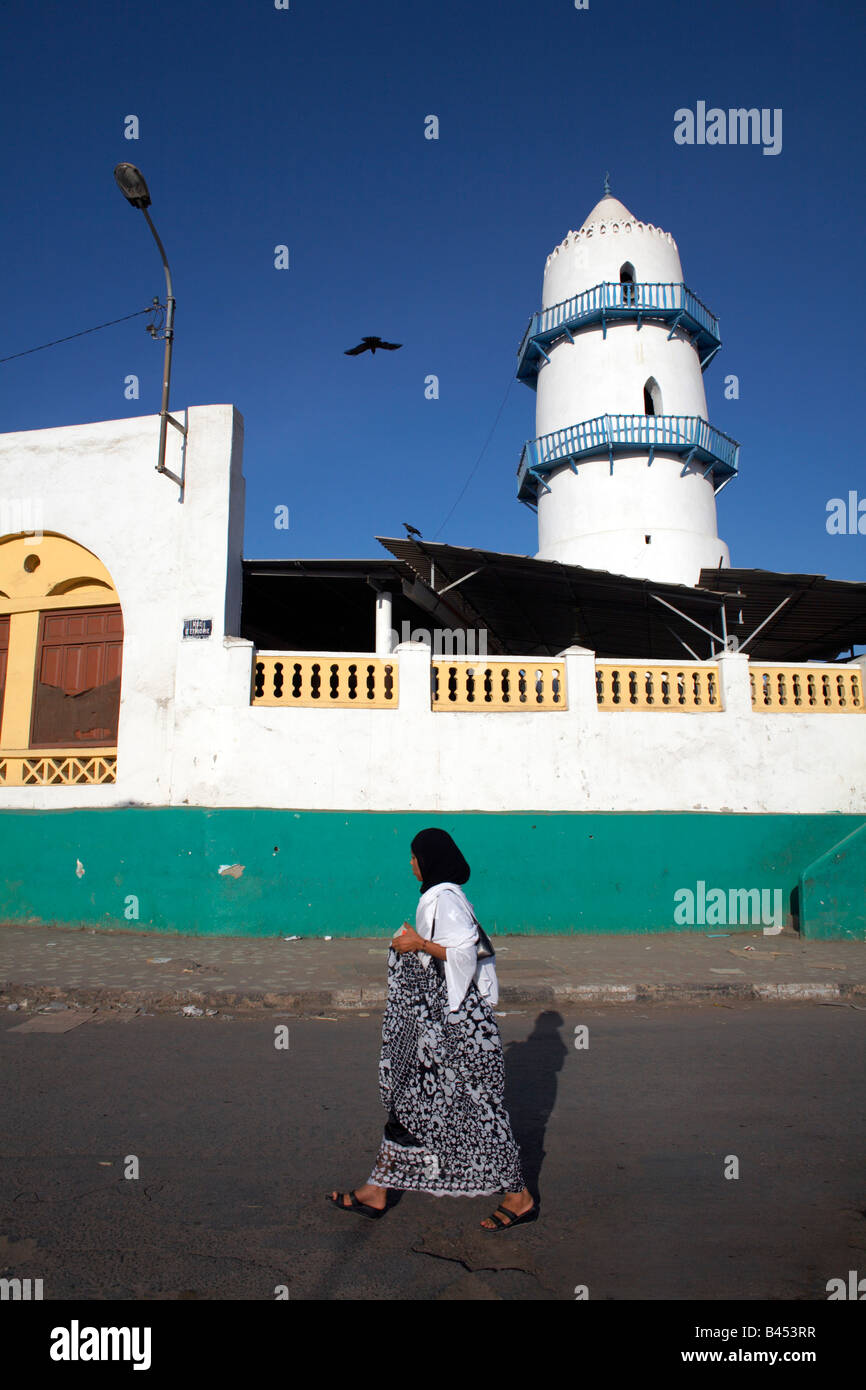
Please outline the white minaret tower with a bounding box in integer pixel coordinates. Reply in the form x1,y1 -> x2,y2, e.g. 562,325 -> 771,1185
516,181 -> 739,586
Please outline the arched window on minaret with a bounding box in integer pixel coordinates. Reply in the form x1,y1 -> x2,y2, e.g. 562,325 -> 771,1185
620,262 -> 636,306
643,377 -> 662,416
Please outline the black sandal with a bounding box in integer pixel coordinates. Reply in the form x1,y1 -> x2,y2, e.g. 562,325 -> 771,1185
481,1201 -> 538,1231
326,1190 -> 387,1220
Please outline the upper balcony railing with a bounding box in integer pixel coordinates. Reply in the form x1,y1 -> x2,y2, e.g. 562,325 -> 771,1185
516,281 -> 722,385
517,413 -> 740,506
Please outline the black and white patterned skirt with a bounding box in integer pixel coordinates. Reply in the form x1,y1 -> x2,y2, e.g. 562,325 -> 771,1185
367,948 -> 525,1196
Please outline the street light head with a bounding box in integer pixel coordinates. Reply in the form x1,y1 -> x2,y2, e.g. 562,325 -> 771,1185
114,163 -> 151,210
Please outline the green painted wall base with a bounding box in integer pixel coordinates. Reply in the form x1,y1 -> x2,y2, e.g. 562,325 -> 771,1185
1,808 -> 864,938
800,823 -> 866,940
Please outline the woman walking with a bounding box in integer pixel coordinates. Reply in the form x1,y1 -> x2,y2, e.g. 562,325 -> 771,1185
328,828 -> 536,1231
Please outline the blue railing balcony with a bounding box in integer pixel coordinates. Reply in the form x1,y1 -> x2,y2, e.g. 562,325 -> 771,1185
517,413 -> 740,506
516,282 -> 722,385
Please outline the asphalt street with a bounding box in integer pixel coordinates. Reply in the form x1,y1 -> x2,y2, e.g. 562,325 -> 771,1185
2,1001 -> 865,1301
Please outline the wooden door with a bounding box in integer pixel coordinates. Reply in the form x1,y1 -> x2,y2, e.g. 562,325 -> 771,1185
30,606 -> 123,747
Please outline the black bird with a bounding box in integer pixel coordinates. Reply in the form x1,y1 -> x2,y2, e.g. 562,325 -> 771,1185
402,522 -> 422,539
344,336 -> 402,356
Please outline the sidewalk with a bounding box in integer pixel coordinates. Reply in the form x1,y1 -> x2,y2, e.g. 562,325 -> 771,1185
1,921 -> 865,1015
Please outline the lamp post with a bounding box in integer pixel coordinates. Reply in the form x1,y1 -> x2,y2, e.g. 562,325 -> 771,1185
113,163 -> 186,485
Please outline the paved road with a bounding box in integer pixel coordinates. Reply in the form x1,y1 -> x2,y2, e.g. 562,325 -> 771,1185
2,1001 -> 864,1300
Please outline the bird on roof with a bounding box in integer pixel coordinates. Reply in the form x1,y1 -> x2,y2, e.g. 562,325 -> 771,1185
402,522 -> 422,538
344,336 -> 402,356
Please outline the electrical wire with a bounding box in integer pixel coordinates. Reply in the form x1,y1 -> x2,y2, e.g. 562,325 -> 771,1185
432,374 -> 515,539
0,307 -> 155,365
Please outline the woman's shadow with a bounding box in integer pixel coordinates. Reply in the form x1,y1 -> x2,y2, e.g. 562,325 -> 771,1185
503,1011 -> 568,1204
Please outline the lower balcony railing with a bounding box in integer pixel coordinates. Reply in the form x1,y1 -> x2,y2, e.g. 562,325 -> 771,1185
247,654 -> 863,714
750,665 -> 864,712
0,749 -> 118,784
252,653 -> 398,707
596,663 -> 722,711
432,659 -> 566,710
517,413 -> 740,504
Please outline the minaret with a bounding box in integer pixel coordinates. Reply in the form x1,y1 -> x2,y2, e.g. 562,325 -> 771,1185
516,182 -> 738,586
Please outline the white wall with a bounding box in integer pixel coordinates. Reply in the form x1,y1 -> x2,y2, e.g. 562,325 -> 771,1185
0,404 -> 245,807
542,219 -> 685,310
536,324 -> 709,431
165,647 -> 865,816
535,456 -> 730,582
2,409 -> 862,819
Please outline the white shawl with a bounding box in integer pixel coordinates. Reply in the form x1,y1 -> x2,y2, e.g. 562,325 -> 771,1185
413,881 -> 498,1014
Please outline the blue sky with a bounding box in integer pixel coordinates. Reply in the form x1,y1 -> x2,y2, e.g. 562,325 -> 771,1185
1,0 -> 864,582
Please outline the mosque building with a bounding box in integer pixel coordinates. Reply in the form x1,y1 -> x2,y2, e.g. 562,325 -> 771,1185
1,187 -> 864,940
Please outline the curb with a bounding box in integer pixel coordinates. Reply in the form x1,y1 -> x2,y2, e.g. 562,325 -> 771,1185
2,978 -> 865,1015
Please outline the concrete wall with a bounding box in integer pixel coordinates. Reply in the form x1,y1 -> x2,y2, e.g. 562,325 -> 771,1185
0,403 -> 245,805
800,823 -> 866,940
0,805 -> 862,937
0,409 -> 863,820
1,640 -> 864,816
1,406 -> 864,937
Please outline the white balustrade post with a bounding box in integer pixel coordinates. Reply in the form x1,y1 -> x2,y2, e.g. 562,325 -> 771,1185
716,652 -> 753,716
558,644 -> 598,717
394,639 -> 433,716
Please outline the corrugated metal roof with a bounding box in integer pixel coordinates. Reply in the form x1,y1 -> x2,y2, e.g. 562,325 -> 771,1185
697,568 -> 866,661
376,537 -> 729,658
240,548 -> 866,660
375,539 -> 866,660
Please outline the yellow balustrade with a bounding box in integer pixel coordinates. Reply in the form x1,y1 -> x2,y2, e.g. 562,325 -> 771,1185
0,750 -> 117,785
432,660 -> 566,710
750,665 -> 864,712
596,663 -> 722,711
252,654 -> 398,707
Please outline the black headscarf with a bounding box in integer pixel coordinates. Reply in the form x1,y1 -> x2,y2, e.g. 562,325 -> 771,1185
411,828 -> 470,895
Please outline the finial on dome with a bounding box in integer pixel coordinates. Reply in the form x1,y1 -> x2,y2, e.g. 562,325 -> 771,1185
603,171 -> 611,196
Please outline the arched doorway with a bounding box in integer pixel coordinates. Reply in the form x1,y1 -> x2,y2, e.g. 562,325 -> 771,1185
620,261 -> 636,306
0,533 -> 123,784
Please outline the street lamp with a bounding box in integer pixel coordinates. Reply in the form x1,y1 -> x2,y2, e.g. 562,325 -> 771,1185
114,163 -> 186,486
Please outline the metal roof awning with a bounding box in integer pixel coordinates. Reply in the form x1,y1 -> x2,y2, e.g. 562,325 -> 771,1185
375,537 -> 735,659
374,539 -> 866,661
697,567 -> 866,663
239,549 -> 866,662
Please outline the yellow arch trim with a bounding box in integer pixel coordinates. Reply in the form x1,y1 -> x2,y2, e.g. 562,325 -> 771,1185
0,532 -> 122,752
0,532 -> 119,614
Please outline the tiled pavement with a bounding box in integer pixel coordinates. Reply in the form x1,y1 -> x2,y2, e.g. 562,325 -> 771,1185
1,921 -> 864,1013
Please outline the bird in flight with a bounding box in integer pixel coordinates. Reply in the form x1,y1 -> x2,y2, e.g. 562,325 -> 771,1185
344,336 -> 402,356
402,522 -> 422,538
